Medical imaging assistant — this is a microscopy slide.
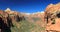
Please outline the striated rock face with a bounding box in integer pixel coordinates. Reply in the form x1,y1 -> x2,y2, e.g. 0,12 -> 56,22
45,3 -> 60,32
5,8 -> 25,22
0,8 -> 25,32
0,10 -> 12,32
0,8 -> 25,25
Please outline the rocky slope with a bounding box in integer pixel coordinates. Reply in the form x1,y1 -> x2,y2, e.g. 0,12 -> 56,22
45,3 -> 60,32
0,8 -> 45,32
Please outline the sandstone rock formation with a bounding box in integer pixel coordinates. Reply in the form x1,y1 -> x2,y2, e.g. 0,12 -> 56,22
45,3 -> 60,32
0,8 -> 25,32
0,10 -> 13,32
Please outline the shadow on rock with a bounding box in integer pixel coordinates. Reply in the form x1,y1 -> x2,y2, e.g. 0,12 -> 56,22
0,16 -> 14,32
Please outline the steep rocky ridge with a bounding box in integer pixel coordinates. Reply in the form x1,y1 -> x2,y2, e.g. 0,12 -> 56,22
45,3 -> 60,32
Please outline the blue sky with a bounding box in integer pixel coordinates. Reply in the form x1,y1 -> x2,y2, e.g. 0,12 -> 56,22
0,0 -> 60,13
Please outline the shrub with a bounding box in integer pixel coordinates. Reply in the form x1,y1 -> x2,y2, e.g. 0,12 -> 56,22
32,17 -> 41,22
11,19 -> 45,32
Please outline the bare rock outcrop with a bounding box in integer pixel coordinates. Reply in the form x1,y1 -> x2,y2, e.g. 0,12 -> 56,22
45,3 -> 60,32
0,10 -> 13,32
0,8 -> 25,32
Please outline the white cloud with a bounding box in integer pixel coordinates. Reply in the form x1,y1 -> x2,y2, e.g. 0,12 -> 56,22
40,11 -> 44,13
24,11 -> 44,15
25,13 -> 31,15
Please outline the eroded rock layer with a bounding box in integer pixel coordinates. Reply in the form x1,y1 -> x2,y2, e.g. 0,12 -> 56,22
45,3 -> 60,32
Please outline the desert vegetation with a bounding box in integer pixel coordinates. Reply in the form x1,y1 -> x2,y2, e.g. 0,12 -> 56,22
10,17 -> 45,32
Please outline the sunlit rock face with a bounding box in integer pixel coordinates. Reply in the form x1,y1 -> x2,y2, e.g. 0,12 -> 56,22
5,8 -> 15,22
0,8 -> 25,26
4,8 -> 24,22
45,3 -> 60,32
0,8 -> 25,32
45,3 -> 60,23
0,10 -> 8,24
